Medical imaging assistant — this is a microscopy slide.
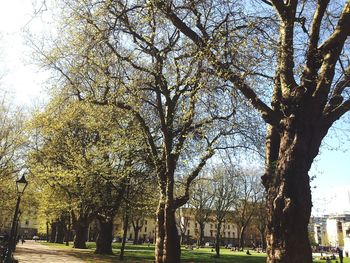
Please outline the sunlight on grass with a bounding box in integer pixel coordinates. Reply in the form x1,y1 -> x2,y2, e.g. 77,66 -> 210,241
41,242 -> 350,263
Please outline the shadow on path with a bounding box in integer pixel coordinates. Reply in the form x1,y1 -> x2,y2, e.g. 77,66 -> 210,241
14,240 -> 85,263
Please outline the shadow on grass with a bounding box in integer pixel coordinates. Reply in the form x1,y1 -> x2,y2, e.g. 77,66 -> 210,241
182,250 -> 266,263
43,242 -> 267,263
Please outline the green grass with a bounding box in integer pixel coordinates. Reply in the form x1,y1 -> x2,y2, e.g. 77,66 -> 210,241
41,242 -> 350,263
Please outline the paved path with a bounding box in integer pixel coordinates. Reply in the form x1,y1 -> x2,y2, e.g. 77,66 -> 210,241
14,240 -> 85,263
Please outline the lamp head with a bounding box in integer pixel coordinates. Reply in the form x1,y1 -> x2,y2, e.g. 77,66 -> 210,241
16,174 -> 28,195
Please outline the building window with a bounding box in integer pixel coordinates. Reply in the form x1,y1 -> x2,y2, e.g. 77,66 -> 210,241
129,234 -> 132,239
210,224 -> 213,229
337,222 -> 343,233
195,222 -> 197,228
228,225 -> 230,230
25,220 -> 29,226
187,230 -> 190,235
210,230 -> 213,237
145,227 -> 147,233
145,220 -> 147,225
228,232 -> 231,237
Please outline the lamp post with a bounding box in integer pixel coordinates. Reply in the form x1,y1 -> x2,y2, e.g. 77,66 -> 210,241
4,174 -> 28,263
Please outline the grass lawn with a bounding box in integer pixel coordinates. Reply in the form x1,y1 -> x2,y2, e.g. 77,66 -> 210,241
42,242 -> 350,263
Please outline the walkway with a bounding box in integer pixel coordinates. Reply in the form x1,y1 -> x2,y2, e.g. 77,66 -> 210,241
14,240 -> 85,263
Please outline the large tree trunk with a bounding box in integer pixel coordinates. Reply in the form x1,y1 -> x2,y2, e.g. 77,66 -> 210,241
155,202 -> 165,263
163,204 -> 181,263
119,210 -> 129,260
198,222 -> 205,247
133,227 -> 140,245
238,226 -> 246,251
155,202 -> 181,263
258,227 -> 266,250
72,217 -> 88,249
49,222 -> 56,243
46,222 -> 50,242
64,222 -> 71,246
95,218 -> 113,255
215,223 -> 221,257
263,120 -> 326,263
55,221 -> 65,244
180,232 -> 185,245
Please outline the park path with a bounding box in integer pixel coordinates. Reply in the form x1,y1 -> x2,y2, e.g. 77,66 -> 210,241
14,240 -> 85,263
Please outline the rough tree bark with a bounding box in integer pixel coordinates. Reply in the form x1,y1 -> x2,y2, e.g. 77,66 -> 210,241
132,218 -> 144,245
64,222 -> 71,246
49,222 -> 56,243
95,217 -> 114,255
156,1 -> 350,262
215,222 -> 222,257
155,200 -> 181,263
72,215 -> 88,249
198,222 -> 205,247
262,120 -> 327,262
238,226 -> 246,250
54,220 -> 65,244
46,222 -> 50,242
119,208 -> 130,260
155,202 -> 165,263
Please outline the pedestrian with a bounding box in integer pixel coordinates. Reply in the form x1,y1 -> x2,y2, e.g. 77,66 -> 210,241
337,247 -> 343,263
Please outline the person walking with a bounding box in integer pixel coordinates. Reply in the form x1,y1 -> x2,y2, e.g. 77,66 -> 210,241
337,247 -> 344,263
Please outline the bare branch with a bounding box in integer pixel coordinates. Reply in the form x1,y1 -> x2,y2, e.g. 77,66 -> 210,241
301,0 -> 330,89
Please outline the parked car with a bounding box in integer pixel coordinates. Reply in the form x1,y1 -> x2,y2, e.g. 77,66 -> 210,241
112,237 -> 121,243
205,242 -> 214,247
32,236 -> 40,241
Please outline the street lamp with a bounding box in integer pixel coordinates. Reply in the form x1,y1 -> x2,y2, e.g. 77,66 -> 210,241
4,174 -> 28,263
16,175 -> 28,195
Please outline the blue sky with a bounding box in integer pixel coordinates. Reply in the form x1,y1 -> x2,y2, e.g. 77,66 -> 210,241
1,0 -> 349,215
310,121 -> 350,215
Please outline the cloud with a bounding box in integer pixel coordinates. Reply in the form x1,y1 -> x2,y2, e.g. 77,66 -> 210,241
313,185 -> 350,216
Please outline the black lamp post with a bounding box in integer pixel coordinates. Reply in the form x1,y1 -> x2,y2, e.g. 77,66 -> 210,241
4,174 -> 28,263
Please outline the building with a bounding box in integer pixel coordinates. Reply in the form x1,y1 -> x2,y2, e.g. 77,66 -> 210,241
17,209 -> 38,238
0,208 -> 38,238
177,208 -> 239,245
113,216 -> 157,243
309,213 -> 350,257
112,208 -> 263,246
309,216 -> 327,245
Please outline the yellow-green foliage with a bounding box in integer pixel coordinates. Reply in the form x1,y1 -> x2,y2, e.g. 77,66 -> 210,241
27,95 -> 149,231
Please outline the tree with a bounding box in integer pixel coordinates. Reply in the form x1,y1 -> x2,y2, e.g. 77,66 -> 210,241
27,96 -> 142,251
232,168 -> 265,250
176,207 -> 190,245
189,176 -> 215,247
154,1 -> 350,262
126,170 -> 157,246
252,197 -> 268,250
211,167 -> 237,257
0,93 -> 26,220
34,2 -> 240,262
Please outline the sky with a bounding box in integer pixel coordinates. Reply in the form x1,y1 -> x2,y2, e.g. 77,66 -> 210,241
0,0 -> 349,215
0,0 -> 50,106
